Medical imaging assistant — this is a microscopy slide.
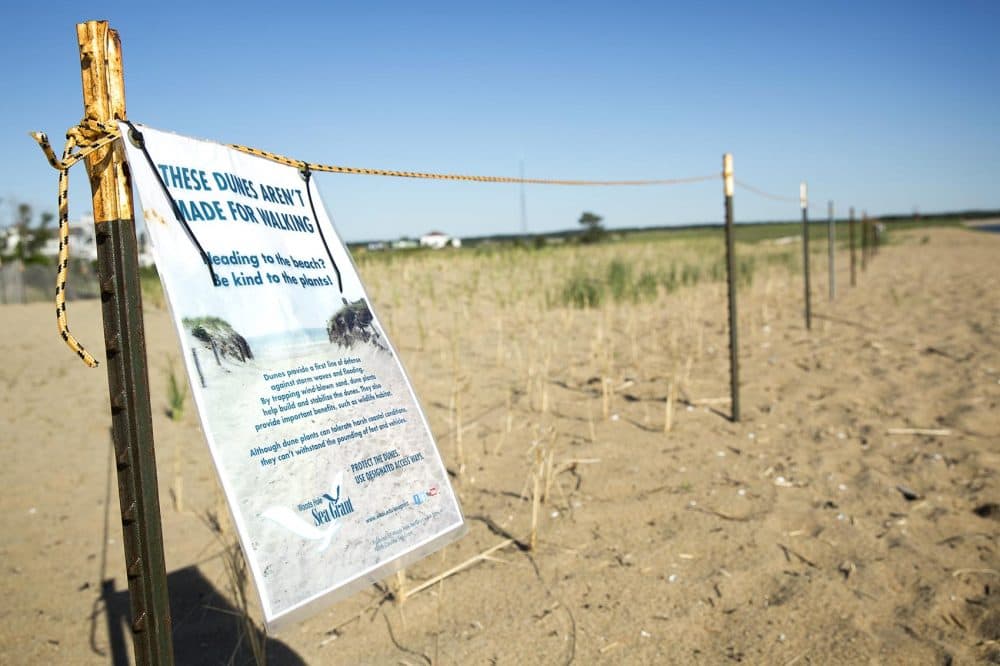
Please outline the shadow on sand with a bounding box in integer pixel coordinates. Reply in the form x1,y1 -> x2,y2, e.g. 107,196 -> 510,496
99,566 -> 306,665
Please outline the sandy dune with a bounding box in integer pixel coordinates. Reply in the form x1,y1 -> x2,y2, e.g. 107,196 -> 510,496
1,226 -> 997,664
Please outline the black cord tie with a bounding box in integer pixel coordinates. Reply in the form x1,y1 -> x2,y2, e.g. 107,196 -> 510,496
125,120 -> 219,287
300,165 -> 344,293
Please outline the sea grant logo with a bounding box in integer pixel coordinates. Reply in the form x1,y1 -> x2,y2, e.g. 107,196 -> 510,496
262,471 -> 355,552
311,486 -> 355,526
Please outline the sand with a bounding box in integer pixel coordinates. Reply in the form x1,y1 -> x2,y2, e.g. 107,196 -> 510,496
1,226 -> 997,664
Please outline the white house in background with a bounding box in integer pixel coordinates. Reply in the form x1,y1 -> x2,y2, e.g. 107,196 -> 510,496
136,230 -> 156,268
1,227 -> 22,255
419,231 -> 461,249
37,213 -> 99,261
26,213 -> 156,267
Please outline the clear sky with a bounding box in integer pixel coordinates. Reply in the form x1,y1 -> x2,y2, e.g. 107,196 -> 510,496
2,1 -> 997,241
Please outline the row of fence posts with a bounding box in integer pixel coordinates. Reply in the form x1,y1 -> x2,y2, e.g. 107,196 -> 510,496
722,157 -> 882,423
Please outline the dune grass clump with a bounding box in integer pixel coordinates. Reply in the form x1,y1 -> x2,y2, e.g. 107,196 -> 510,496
562,271 -> 605,308
561,253 -> 741,309
183,316 -> 254,362
166,359 -> 187,422
139,266 -> 165,309
607,259 -> 632,302
634,270 -> 659,301
737,255 -> 757,288
761,249 -> 799,274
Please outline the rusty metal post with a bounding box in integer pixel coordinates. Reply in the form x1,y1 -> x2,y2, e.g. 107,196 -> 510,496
722,154 -> 739,422
827,201 -> 835,300
77,20 -> 175,666
849,206 -> 856,287
800,182 -> 811,330
861,210 -> 868,271
867,216 -> 873,258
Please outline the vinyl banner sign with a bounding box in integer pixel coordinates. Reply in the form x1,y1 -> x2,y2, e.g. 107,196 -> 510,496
120,123 -> 465,630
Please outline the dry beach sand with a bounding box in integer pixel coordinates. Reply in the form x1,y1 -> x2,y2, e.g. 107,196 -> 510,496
1,226 -> 998,664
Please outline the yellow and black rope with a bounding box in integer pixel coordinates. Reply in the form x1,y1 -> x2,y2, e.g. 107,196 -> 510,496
228,142 -> 721,187
734,178 -> 799,204
30,120 -> 122,368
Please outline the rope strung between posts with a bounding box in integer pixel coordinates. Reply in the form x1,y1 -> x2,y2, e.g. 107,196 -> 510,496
32,119 -> 723,367
228,142 -> 721,187
30,119 -> 123,368
734,179 -> 800,204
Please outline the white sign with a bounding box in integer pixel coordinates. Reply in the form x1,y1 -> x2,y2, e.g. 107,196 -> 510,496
120,123 -> 465,630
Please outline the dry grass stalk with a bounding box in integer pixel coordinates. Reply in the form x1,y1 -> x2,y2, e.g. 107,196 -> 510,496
530,447 -> 542,551
172,475 -> 184,513
664,381 -> 674,434
951,568 -> 1000,578
222,541 -> 267,666
214,484 -> 228,537
594,321 -> 604,364
525,362 -> 535,409
690,396 -> 732,405
518,425 -> 543,500
394,569 -> 408,606
887,427 -> 952,436
402,539 -> 514,599
561,306 -> 573,329
629,312 -> 640,367
697,326 -> 704,360
601,377 -> 611,421
496,317 -> 504,366
541,430 -> 558,503
505,385 -> 513,434
540,348 -> 551,414
450,370 -> 469,476
492,428 -> 508,457
171,437 -> 184,512
202,505 -> 265,666
559,457 -> 601,467
455,384 -> 463,442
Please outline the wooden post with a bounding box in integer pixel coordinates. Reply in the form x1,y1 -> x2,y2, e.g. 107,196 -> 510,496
800,182 -> 811,330
849,206 -> 856,287
191,347 -> 207,388
78,20 -> 174,665
722,153 -> 739,422
827,201 -> 835,300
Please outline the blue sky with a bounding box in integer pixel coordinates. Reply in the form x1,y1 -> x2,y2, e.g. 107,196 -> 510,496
2,1 -> 997,241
